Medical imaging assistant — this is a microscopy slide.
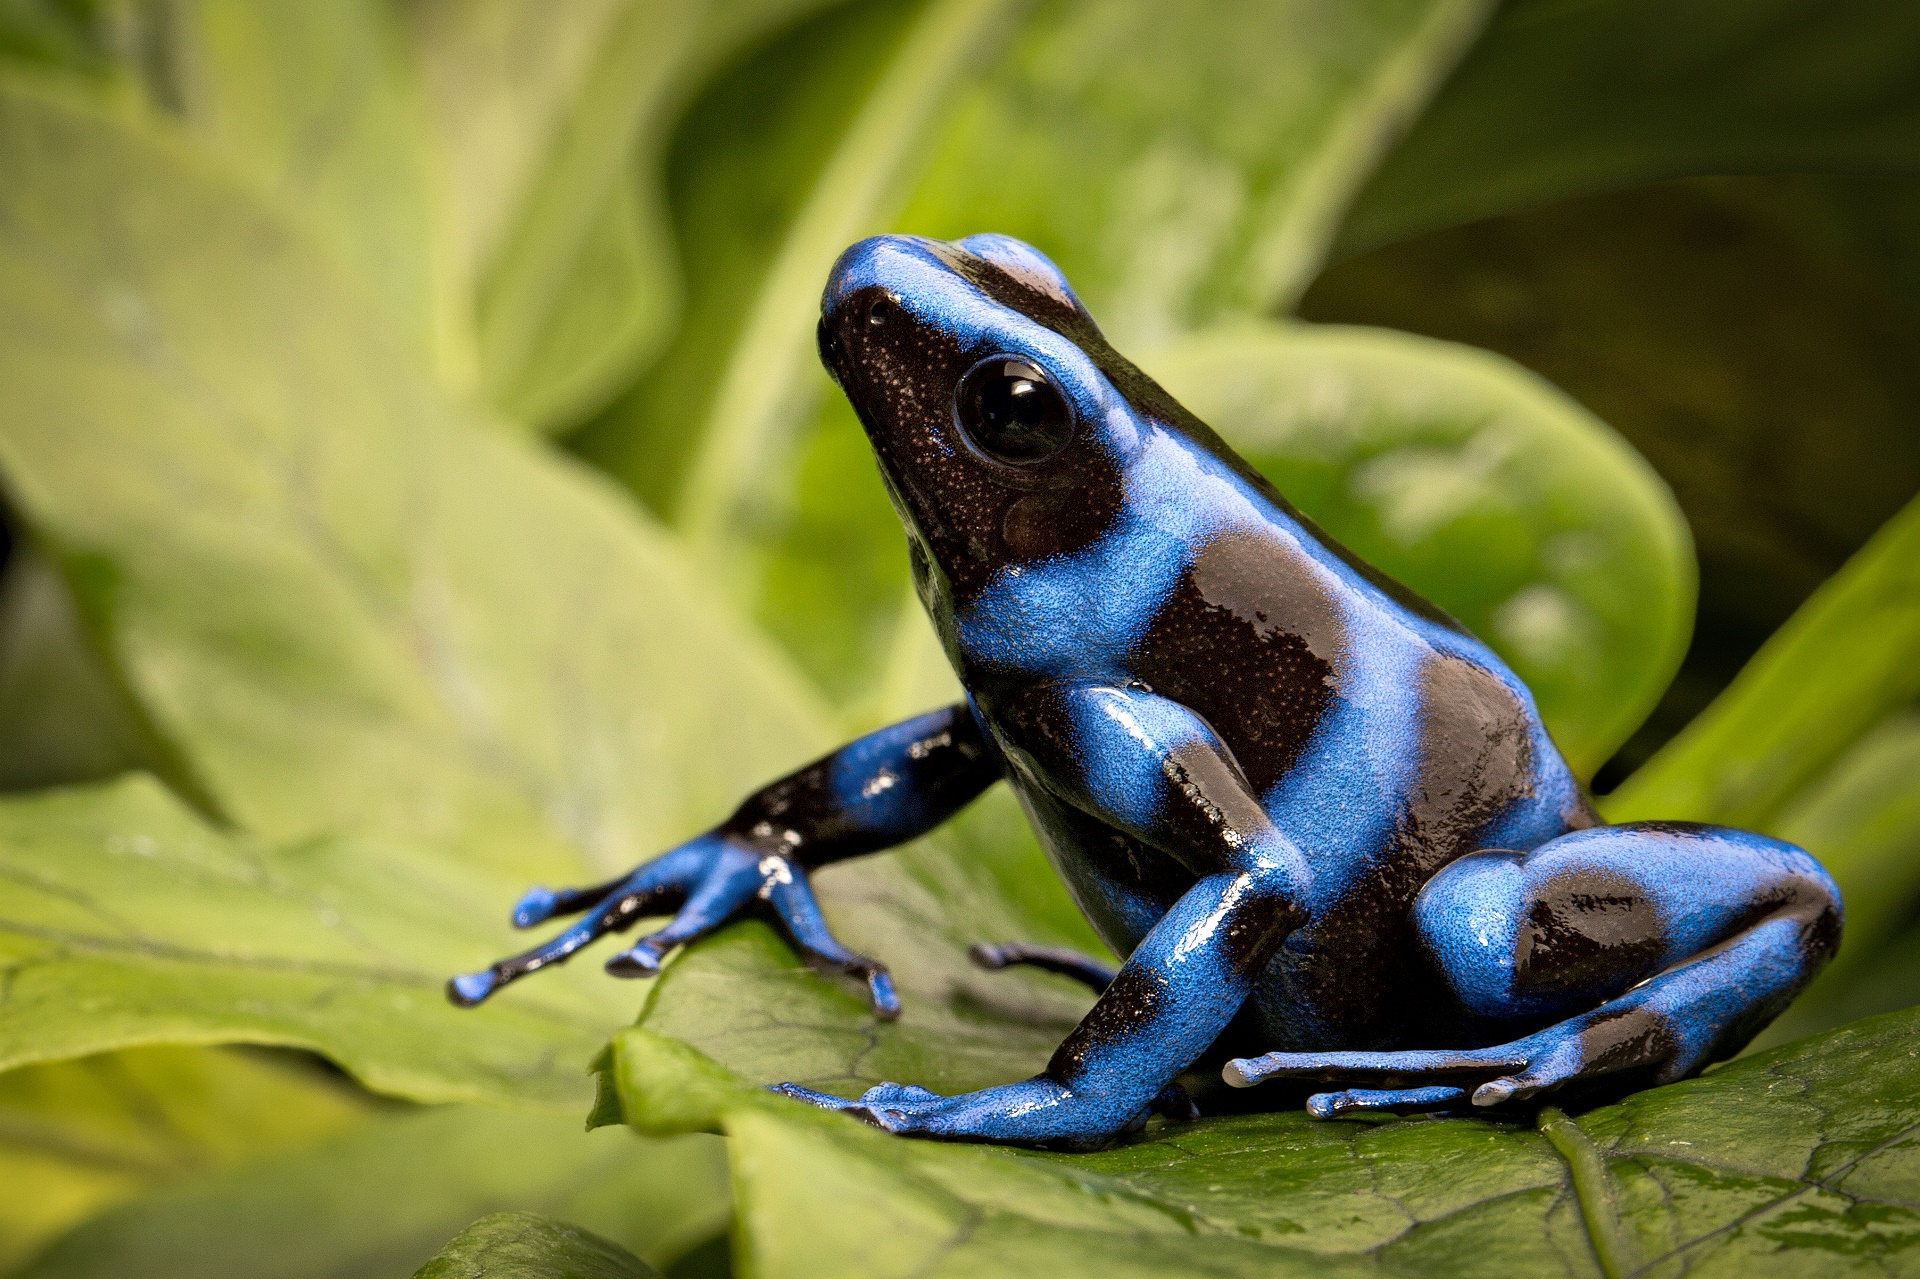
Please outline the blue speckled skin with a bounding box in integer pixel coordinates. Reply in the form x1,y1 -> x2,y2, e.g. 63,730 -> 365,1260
452,234 -> 1841,1151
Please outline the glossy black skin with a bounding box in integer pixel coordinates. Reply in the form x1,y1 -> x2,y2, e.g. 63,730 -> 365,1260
452,234 -> 1841,1149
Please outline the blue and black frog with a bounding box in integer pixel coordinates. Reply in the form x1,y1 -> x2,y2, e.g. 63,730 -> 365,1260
450,234 -> 1841,1150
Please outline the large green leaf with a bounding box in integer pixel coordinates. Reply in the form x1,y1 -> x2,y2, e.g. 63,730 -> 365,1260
406,0 -> 842,430
1605,491 -> 1920,832
0,76 -> 829,874
1752,711 -> 1920,1046
17,1106 -> 725,1279
0,775 -> 633,1109
1145,321 -> 1693,777
413,1212 -> 658,1279
1335,0 -> 1920,258
0,1046 -> 371,1271
115,0 -> 456,379
597,1008 -> 1920,1277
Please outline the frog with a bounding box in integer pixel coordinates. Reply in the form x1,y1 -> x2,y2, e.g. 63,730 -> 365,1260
449,233 -> 1841,1151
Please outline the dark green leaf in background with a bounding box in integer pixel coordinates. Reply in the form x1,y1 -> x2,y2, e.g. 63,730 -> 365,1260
1335,0 -> 1920,257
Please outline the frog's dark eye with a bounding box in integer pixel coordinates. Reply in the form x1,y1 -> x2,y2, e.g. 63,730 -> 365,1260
955,356 -> 1075,465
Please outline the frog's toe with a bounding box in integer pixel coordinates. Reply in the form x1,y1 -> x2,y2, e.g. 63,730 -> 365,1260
1305,1085 -> 1471,1119
1223,1046 -> 1526,1090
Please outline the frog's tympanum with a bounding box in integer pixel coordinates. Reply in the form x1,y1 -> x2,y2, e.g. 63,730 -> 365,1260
451,235 -> 1841,1150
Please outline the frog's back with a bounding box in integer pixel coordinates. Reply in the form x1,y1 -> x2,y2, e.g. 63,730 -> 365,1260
1125,431 -> 1597,1041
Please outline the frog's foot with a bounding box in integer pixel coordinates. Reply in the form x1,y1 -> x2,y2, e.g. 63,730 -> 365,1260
770,1076 -> 1194,1149
1223,1000 -> 1702,1118
1224,1042 -> 1529,1117
968,941 -> 1117,994
446,837 -> 898,1018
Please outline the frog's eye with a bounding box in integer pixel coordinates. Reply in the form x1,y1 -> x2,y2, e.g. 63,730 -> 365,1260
955,356 -> 1075,465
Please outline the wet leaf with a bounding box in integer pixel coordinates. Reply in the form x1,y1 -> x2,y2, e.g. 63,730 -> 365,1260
597,1007 -> 1920,1278
1145,321 -> 1693,777
413,1212 -> 658,1279
17,1106 -> 724,1279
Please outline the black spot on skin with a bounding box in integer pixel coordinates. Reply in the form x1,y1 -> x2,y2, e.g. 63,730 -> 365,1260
1572,1006 -> 1680,1077
1132,531 -> 1341,798
720,703 -> 999,867
1258,653 -> 1548,1048
1513,868 -> 1666,1001
1047,965 -> 1166,1081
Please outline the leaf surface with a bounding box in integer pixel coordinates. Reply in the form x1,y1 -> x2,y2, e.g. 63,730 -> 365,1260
0,77 -> 829,874
17,1106 -> 724,1279
1605,492 -> 1920,831
406,0 -> 840,429
598,1009 -> 1920,1277
0,776 -> 632,1109
413,1212 -> 658,1279
0,1046 -> 371,1271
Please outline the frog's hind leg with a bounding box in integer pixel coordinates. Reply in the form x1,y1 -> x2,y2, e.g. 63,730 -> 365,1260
1226,823 -> 1840,1117
968,941 -> 1117,993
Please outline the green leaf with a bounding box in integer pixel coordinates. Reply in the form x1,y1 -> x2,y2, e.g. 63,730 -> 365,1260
413,1212 -> 658,1279
406,0 -> 841,430
17,1106 -> 725,1279
1336,0 -> 1920,257
1752,711 -> 1920,1046
116,0 -> 456,379
1144,321 -> 1694,777
0,775 -> 634,1109
0,76 -> 829,872
0,1046 -> 371,1271
601,1008 -> 1920,1277
1604,491 -> 1920,830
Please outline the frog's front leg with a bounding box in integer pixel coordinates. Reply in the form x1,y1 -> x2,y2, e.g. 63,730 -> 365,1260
777,682 -> 1311,1149
448,703 -> 1001,1014
1226,824 -> 1841,1117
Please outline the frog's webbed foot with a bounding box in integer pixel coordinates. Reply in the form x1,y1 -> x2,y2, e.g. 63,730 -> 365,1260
968,941 -> 1117,994
446,836 -> 898,1019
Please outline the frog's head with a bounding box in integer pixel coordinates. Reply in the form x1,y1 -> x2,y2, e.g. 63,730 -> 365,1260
818,233 -> 1211,613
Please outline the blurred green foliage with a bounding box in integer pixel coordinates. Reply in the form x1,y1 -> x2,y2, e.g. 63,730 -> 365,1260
0,1 -> 1915,1276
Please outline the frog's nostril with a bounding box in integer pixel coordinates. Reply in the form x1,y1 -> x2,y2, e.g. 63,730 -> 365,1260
868,297 -> 891,326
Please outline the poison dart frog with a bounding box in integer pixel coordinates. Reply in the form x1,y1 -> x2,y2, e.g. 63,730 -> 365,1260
451,234 -> 1841,1150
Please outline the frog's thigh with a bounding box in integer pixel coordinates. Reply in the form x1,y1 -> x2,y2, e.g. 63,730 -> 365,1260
1413,823 -> 1839,1025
